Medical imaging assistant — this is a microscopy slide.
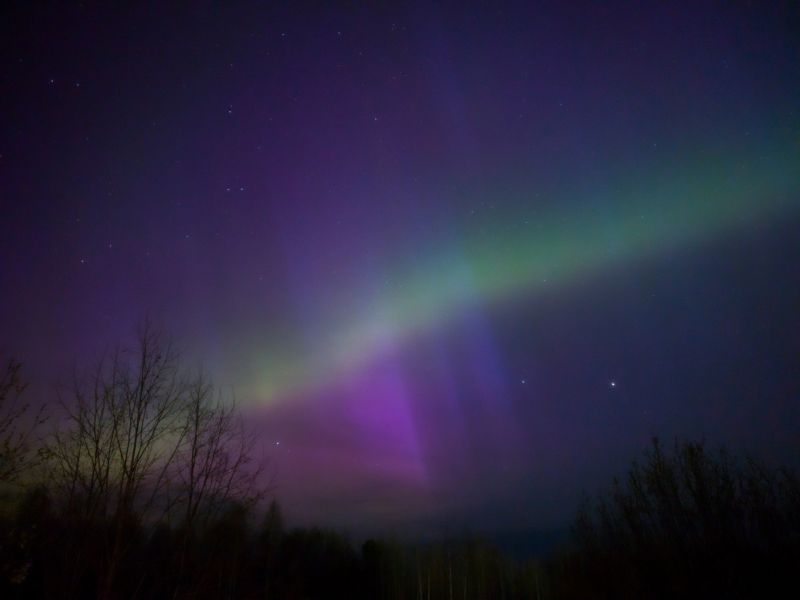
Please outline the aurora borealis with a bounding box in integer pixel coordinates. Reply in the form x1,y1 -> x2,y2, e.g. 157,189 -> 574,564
2,2 -> 799,536
243,140 -> 798,404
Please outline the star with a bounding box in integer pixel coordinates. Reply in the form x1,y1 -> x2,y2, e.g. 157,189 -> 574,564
610,381 -> 617,388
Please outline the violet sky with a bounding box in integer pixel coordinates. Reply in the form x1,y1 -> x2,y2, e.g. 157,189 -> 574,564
2,2 -> 799,536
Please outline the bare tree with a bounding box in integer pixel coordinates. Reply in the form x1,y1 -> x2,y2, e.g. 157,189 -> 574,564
0,359 -> 45,484
172,371 -> 265,531
166,371 -> 266,600
45,324 -> 190,598
47,325 -> 187,520
44,323 -> 269,599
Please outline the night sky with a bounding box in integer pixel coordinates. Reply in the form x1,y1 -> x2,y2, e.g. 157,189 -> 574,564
2,2 -> 799,537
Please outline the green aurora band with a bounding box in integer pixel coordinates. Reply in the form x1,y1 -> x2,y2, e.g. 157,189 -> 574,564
245,139 -> 800,405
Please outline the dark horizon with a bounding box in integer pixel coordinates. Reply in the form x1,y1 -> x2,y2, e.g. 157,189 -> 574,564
2,1 -> 799,539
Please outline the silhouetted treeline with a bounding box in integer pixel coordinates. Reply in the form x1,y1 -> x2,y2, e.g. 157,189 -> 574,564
550,438 -> 800,600
2,334 -> 799,599
2,490 -> 549,600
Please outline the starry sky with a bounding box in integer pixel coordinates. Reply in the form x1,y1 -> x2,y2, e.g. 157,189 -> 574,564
1,2 -> 799,537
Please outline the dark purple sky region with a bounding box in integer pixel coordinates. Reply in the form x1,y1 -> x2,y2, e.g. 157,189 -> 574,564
2,2 -> 799,536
